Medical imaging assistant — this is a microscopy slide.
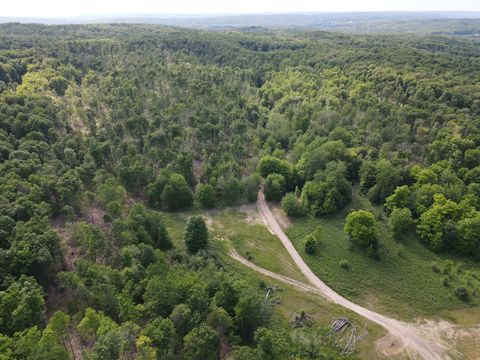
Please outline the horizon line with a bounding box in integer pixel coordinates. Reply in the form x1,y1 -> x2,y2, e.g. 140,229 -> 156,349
2,10 -> 480,20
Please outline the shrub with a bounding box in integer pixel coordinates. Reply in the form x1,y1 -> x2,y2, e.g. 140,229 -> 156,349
196,183 -> 216,208
454,287 -> 470,302
107,201 -> 123,218
62,205 -> 76,222
264,173 -> 286,201
242,175 -> 260,203
344,210 -> 377,248
397,244 -> 404,257
339,260 -> 349,270
281,193 -> 306,217
161,173 -> 193,211
389,207 -> 413,240
304,235 -> 317,255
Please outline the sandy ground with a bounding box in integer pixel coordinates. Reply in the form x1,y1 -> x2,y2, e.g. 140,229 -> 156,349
248,190 -> 451,360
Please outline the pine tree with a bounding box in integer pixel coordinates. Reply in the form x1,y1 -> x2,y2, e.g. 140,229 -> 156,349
184,216 -> 208,253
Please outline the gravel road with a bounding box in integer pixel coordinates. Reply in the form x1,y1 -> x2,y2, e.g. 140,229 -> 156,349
251,190 -> 448,360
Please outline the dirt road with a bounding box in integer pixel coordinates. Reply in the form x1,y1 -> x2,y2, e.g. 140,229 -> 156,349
254,190 -> 448,360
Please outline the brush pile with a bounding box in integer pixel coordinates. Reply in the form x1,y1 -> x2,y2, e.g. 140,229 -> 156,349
329,317 -> 367,354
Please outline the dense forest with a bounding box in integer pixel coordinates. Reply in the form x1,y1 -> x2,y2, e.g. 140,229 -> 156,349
0,22 -> 479,359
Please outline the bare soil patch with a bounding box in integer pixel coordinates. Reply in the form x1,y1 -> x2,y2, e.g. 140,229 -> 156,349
375,333 -> 407,358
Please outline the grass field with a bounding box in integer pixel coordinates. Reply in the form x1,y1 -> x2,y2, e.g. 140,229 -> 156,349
156,206 -> 305,283
157,207 -> 389,359
222,254 -> 389,360
210,208 -> 308,282
285,190 -> 478,320
154,200 -> 480,321
154,201 -> 480,358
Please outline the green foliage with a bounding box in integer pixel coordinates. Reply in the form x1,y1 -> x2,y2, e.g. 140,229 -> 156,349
72,222 -> 110,262
144,269 -> 199,317
170,304 -> 193,339
304,234 -> 318,255
258,155 -> 291,180
97,178 -> 127,206
389,207 -> 413,240
89,329 -> 122,360
298,140 -> 347,180
234,292 -> 271,342
1,22 -> 480,358
281,192 -> 306,217
264,173 -> 286,201
344,210 -> 378,249
254,327 -> 288,360
38,311 -> 71,360
361,159 -> 402,204
207,305 -> 233,335
228,346 -> 260,360
4,216 -> 60,282
48,76 -> 68,96
455,215 -> 480,258
146,169 -> 171,209
0,276 -> 45,336
385,185 -> 412,212
161,173 -> 193,211
184,215 -> 209,253
241,175 -> 260,203
417,194 -> 464,251
301,161 -> 352,216
77,308 -> 118,343
183,324 -> 219,360
197,183 -> 216,208
106,201 -> 123,218
454,287 -> 470,302
216,175 -> 243,205
127,204 -> 172,249
142,317 -> 175,356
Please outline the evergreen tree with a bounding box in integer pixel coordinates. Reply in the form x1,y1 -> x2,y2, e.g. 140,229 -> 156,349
184,216 -> 209,253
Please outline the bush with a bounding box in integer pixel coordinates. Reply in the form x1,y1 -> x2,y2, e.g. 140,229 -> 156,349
48,76 -> 68,95
281,193 -> 306,217
304,235 -> 317,255
339,260 -> 349,270
61,205 -> 76,222
258,155 -> 291,180
264,173 -> 286,201
389,207 -> 413,240
454,287 -> 470,302
344,210 -> 377,248
242,175 -> 260,203
397,244 -> 404,257
107,201 -> 123,218
161,173 -> 193,211
196,183 -> 216,208
217,175 -> 243,205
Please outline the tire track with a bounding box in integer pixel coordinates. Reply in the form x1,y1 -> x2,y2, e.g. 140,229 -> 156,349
248,190 -> 448,360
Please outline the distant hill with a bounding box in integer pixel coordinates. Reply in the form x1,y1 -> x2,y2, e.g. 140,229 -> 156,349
1,12 -> 479,34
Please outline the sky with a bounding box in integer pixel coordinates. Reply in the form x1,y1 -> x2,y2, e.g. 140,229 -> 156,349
4,0 -> 480,18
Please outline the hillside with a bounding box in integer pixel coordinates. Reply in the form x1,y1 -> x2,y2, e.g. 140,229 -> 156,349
0,23 -> 479,359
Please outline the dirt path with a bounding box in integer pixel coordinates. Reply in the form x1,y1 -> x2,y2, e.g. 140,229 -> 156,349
230,248 -> 322,295
254,190 -> 448,360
